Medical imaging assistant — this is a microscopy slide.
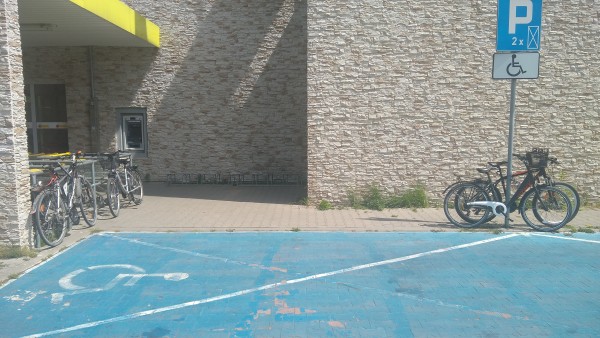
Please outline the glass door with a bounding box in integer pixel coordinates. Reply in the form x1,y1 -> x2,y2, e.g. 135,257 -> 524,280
25,84 -> 69,154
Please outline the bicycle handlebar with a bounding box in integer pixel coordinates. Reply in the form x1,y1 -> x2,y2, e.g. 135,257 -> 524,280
82,151 -> 118,157
82,150 -> 130,159
473,152 -> 559,177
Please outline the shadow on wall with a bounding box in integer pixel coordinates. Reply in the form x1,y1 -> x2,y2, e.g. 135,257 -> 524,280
152,0 -> 308,179
93,46 -> 159,151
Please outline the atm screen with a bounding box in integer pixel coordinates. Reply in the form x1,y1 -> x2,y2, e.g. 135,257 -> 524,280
124,117 -> 143,150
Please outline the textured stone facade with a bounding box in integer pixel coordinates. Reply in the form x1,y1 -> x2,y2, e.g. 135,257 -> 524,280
307,0 -> 600,204
0,0 -> 31,245
22,0 -> 308,184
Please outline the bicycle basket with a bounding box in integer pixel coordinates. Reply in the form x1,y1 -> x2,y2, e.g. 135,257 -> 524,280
99,157 -> 114,171
526,148 -> 549,168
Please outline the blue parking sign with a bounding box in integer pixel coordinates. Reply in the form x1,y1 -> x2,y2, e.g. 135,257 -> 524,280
497,0 -> 542,51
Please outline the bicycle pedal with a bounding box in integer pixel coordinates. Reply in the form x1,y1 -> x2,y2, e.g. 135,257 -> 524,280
70,208 -> 80,225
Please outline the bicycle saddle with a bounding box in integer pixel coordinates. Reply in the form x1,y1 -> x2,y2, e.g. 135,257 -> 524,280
488,161 -> 507,168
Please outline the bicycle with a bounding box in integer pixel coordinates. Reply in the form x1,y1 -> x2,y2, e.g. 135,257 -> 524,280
101,151 -> 144,218
443,149 -> 572,232
30,152 -> 97,246
512,152 -> 580,222
444,151 -> 580,224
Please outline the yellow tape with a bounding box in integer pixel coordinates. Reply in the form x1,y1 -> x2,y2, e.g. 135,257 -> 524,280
30,152 -> 72,158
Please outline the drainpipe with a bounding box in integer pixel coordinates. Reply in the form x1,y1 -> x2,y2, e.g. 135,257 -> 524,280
88,46 -> 99,152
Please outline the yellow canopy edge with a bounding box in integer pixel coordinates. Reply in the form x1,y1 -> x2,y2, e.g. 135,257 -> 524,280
69,0 -> 160,47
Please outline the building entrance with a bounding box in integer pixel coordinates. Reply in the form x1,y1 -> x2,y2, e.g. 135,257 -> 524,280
25,84 -> 68,154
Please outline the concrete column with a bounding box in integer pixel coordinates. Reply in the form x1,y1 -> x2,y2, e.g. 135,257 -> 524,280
0,0 -> 32,246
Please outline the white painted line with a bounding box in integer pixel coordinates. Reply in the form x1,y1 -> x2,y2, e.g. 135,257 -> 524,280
0,236 -> 92,290
530,233 -> 600,244
98,233 -> 236,263
22,233 -> 519,338
282,233 -> 520,286
98,233 -> 291,273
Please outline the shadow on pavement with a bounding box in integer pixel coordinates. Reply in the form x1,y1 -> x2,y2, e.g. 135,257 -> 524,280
142,182 -> 308,204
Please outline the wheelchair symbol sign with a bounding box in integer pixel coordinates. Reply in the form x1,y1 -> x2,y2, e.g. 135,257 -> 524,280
492,52 -> 540,79
497,0 -> 542,51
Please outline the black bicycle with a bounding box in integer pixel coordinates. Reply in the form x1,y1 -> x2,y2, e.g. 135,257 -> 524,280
443,149 -> 573,232
30,152 -> 97,246
102,151 -> 144,217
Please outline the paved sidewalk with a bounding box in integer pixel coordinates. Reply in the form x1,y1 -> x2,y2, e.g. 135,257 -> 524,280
95,184 -> 451,232
2,183 -> 599,285
90,183 -> 600,232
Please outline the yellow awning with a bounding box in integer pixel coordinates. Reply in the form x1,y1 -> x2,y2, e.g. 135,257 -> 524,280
19,0 -> 160,47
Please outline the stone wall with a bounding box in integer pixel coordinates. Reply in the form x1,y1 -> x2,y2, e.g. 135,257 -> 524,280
101,0 -> 308,181
307,0 -> 600,204
0,0 -> 31,245
22,0 -> 308,183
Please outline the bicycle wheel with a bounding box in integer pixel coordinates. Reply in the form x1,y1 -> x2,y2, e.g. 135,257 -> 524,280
79,178 -> 97,226
443,182 -> 491,228
106,177 -> 121,217
520,186 -> 572,232
32,189 -> 68,247
127,169 -> 143,205
550,182 -> 580,222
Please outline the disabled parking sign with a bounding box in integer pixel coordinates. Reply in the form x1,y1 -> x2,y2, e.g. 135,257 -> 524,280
492,52 -> 539,79
497,0 -> 542,51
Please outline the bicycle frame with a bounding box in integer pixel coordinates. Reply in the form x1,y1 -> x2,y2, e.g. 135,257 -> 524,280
502,170 -> 536,212
33,157 -> 78,230
58,157 -> 82,220
476,163 -> 541,214
108,157 -> 132,198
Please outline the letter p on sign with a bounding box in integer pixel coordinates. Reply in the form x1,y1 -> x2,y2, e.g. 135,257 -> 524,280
509,0 -> 532,34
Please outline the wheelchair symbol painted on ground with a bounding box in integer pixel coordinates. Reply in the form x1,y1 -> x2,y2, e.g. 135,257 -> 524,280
51,264 -> 189,304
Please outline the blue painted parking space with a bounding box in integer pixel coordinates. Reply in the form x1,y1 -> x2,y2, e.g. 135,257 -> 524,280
2,232 -> 599,337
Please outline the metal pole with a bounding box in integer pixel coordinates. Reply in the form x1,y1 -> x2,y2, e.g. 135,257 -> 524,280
88,46 -> 99,152
505,78 -> 517,227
